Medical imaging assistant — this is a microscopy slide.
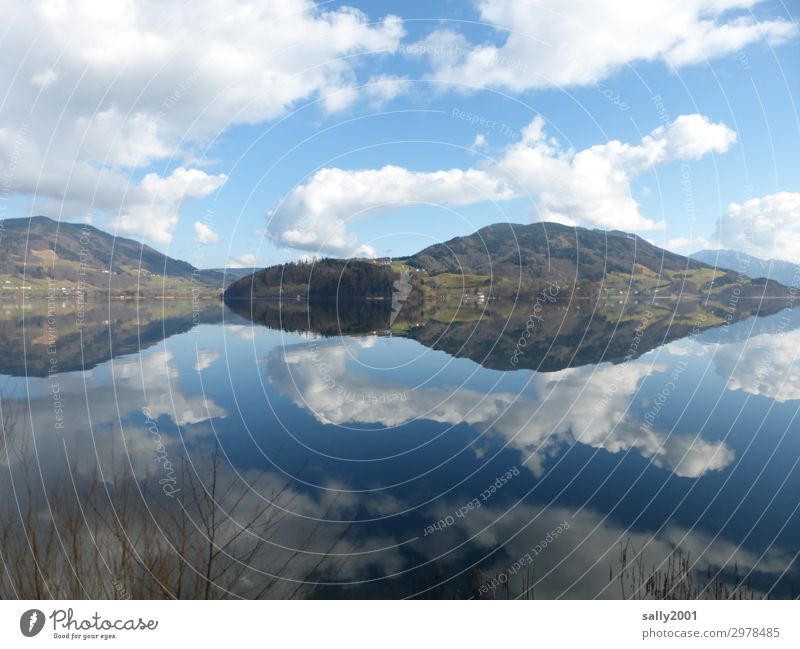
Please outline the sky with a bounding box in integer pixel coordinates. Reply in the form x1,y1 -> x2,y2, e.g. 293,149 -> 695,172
0,0 -> 798,269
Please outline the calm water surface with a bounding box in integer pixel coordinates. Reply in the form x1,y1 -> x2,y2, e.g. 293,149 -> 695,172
1,298 -> 798,599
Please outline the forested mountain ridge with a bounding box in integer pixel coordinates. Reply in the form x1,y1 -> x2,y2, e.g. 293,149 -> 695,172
223,258 -> 401,301
225,221 -> 791,304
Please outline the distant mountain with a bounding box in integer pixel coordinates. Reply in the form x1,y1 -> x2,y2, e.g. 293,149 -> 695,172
0,216 -> 227,294
690,249 -> 798,287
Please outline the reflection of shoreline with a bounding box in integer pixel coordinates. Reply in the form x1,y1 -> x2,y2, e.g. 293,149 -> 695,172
231,295 -> 795,373
0,288 -> 222,298
0,300 -> 225,377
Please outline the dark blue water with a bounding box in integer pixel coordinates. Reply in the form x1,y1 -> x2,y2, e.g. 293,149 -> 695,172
1,300 -> 798,599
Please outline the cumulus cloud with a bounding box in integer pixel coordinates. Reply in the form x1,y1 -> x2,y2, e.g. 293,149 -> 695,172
363,75 -> 412,108
268,165 -> 515,255
666,237 -> 693,250
714,192 -> 800,261
497,113 -> 735,231
412,0 -> 797,92
647,113 -> 739,161
267,114 -> 736,254
193,220 -> 220,245
0,0 -> 404,244
74,109 -> 172,168
111,167 -> 227,243
228,253 -> 260,269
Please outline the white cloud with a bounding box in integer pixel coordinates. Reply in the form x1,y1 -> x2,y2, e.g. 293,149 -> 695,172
364,75 -> 412,107
31,68 -> 57,89
74,109 -> 172,168
648,114 -> 739,161
414,0 -> 797,92
664,235 -> 710,253
228,253 -> 260,269
193,220 -> 220,245
714,192 -> 800,261
472,133 -> 488,149
497,113 -> 735,231
0,116 -> 229,242
0,0 -> 404,244
110,167 -> 227,244
268,165 -> 515,255
267,114 -> 736,254
665,13 -> 797,66
666,237 -> 692,250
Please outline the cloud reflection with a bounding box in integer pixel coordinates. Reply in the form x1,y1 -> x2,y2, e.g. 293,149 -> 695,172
269,339 -> 734,478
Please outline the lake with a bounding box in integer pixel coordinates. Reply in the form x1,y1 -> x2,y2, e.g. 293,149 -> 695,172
1,296 -> 798,599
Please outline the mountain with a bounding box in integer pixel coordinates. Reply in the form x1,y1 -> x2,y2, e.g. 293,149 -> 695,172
404,222 -> 786,302
0,216 -> 227,294
407,222 -> 695,279
690,249 -> 798,288
226,221 -> 790,304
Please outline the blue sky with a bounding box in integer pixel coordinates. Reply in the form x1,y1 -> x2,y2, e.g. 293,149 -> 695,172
0,0 -> 798,268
